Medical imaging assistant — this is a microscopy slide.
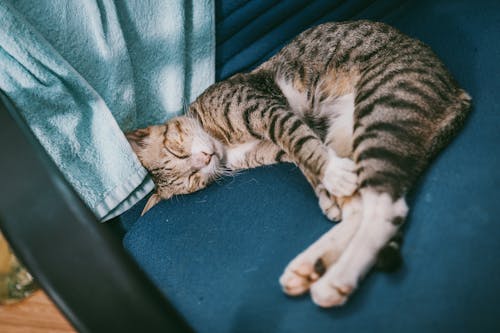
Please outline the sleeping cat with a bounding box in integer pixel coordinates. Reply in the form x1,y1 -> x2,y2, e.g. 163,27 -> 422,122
126,20 -> 471,307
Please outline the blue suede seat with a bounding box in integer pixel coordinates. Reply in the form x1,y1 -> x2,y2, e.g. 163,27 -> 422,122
120,0 -> 500,332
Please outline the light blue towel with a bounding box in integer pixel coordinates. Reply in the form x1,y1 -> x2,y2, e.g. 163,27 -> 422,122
0,1 -> 215,220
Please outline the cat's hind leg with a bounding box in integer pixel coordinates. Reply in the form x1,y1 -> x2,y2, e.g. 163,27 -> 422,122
309,189 -> 408,306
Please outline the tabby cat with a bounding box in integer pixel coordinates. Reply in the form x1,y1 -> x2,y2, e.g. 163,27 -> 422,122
126,20 -> 471,307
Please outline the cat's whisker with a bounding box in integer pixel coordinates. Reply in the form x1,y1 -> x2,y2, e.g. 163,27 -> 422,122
210,165 -> 236,184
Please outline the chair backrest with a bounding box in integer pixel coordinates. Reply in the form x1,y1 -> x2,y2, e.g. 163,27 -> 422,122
0,92 -> 192,333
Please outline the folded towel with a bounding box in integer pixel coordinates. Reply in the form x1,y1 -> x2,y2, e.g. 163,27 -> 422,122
0,0 -> 215,220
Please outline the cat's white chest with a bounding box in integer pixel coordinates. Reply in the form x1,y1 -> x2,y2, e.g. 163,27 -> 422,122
276,77 -> 355,158
225,141 -> 259,168
321,93 -> 355,157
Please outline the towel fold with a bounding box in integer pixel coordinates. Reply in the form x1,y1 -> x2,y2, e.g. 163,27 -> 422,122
0,0 -> 215,220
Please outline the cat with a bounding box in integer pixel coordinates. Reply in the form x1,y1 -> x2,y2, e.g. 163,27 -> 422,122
126,20 -> 471,307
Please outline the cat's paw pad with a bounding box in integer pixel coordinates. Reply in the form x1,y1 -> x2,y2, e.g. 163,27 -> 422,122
322,151 -> 358,197
317,189 -> 341,221
310,279 -> 354,307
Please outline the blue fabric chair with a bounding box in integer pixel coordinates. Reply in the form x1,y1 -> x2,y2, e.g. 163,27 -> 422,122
121,0 -> 500,332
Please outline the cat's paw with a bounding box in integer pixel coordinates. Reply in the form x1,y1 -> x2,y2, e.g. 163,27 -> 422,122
280,243 -> 340,296
309,254 -> 360,307
310,272 -> 355,307
279,260 -> 321,296
317,186 -> 341,221
280,219 -> 358,296
281,197 -> 363,305
322,150 -> 358,197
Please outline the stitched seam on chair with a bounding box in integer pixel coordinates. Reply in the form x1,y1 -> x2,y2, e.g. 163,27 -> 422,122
360,0 -> 411,23
216,0 -> 315,66
231,0 -> 381,75
224,0 -> 252,20
216,0 -> 282,45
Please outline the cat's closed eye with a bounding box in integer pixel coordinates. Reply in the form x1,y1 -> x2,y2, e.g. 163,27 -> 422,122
164,145 -> 190,160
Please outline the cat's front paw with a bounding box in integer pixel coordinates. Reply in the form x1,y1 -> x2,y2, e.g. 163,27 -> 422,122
317,186 -> 341,221
322,150 -> 358,197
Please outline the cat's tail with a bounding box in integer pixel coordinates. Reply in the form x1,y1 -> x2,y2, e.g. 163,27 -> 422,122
375,229 -> 403,271
427,89 -> 472,159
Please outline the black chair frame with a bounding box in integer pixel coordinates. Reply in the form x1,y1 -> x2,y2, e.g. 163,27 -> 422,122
0,92 -> 192,333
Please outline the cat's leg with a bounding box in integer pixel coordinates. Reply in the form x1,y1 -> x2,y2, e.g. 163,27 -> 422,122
309,189 -> 408,307
226,138 -> 346,221
245,141 -> 347,222
197,77 -> 357,197
319,93 -> 359,198
246,136 -> 350,221
238,96 -> 357,198
298,166 -> 343,222
226,141 -> 291,170
280,195 -> 362,295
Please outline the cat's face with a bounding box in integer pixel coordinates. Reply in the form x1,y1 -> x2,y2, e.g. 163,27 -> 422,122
126,116 -> 224,213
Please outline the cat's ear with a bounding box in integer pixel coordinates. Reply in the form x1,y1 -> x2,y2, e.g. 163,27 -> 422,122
126,127 -> 151,155
141,192 -> 163,216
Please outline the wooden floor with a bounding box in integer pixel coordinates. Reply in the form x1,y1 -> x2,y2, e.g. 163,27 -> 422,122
0,290 -> 75,333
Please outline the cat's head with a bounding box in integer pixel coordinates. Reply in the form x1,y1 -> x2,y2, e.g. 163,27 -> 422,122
126,116 -> 224,214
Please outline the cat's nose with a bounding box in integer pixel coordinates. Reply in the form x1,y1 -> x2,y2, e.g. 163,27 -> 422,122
192,151 -> 213,169
201,151 -> 212,165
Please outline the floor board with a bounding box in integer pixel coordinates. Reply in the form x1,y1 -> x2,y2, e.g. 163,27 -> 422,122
0,290 -> 75,333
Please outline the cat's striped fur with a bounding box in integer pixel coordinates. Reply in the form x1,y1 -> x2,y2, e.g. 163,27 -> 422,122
127,21 -> 471,307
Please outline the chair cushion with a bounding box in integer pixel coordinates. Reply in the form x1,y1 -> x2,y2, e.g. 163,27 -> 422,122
122,0 -> 500,331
